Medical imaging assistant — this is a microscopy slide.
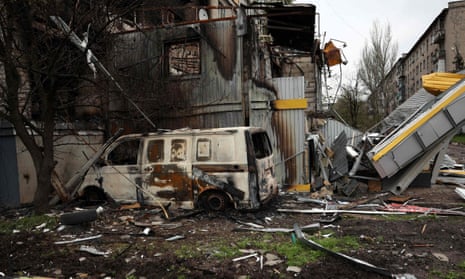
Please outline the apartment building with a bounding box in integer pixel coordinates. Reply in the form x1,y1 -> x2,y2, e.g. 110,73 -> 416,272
387,0 -> 465,107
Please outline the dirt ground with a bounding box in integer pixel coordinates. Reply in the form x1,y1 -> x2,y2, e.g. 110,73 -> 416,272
1,181 -> 464,279
1,144 -> 465,278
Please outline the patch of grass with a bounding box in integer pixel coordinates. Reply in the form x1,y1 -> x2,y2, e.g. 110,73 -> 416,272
452,134 -> 465,144
168,230 -> 360,268
430,270 -> 465,279
212,231 -> 360,267
213,241 -> 242,259
0,214 -> 57,234
429,260 -> 465,279
174,242 -> 208,259
458,260 -> 465,270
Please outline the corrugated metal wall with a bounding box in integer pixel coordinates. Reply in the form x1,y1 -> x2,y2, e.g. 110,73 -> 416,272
111,21 -> 246,130
270,76 -> 306,187
0,120 -> 20,207
320,118 -> 363,147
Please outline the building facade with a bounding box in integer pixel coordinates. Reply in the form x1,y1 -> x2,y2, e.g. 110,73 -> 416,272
0,1 -> 323,205
387,1 -> 465,107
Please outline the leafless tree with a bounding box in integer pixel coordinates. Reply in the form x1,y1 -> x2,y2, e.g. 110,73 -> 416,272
333,75 -> 368,129
0,0 -> 139,211
358,20 -> 398,123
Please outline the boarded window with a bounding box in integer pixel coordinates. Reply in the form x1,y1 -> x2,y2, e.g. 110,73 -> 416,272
166,40 -> 200,76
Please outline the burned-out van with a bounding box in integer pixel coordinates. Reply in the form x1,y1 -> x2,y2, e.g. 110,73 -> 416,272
78,127 -> 278,210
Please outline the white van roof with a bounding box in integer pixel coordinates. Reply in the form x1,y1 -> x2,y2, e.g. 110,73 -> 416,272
116,126 -> 266,140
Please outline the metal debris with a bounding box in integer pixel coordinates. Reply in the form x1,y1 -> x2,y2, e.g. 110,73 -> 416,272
54,234 -> 103,245
286,266 -> 302,273
432,252 -> 449,262
234,220 -> 265,229
293,224 -> 392,277
165,235 -> 185,241
295,197 -> 328,205
234,223 -> 320,233
232,253 -> 259,262
380,203 -> 465,216
79,245 -> 111,256
455,187 -> 465,200
278,208 -> 406,215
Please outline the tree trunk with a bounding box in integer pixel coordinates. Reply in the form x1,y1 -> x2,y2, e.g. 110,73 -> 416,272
34,164 -> 53,212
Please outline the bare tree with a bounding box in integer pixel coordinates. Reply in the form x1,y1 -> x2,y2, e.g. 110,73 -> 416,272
333,75 -> 368,129
358,20 -> 398,123
0,1 -> 139,211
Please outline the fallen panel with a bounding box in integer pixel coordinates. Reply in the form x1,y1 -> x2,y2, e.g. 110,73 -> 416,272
293,224 -> 394,277
456,187 -> 465,200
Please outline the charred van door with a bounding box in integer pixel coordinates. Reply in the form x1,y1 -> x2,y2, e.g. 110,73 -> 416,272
248,130 -> 277,202
142,137 -> 193,208
100,137 -> 142,202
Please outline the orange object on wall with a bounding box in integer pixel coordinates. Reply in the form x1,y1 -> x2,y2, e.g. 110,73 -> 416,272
323,41 -> 342,67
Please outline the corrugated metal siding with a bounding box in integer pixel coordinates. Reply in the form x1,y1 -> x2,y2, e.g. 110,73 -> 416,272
270,76 -> 306,186
111,21 -> 245,130
378,89 -> 435,132
320,119 -> 363,147
0,120 -> 20,207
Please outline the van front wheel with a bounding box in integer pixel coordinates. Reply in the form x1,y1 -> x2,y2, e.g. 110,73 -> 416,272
202,192 -> 228,211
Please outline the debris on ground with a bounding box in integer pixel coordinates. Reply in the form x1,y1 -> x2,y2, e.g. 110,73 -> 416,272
1,183 -> 464,278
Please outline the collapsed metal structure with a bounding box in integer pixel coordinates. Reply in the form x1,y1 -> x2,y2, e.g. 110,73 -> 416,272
345,73 -> 465,194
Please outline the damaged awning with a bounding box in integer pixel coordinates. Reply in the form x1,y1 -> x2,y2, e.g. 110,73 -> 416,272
422,72 -> 465,96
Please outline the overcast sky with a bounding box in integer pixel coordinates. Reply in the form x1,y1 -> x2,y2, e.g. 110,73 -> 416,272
295,0 -> 451,84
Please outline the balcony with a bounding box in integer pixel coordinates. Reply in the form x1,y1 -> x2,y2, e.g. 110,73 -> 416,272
432,30 -> 445,44
432,50 -> 446,63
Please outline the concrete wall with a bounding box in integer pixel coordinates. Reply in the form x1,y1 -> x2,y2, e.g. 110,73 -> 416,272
16,132 -> 104,204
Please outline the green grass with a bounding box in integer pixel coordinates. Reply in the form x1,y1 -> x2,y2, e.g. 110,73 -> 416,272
0,214 -> 57,234
429,259 -> 465,279
459,260 -> 465,270
452,134 -> 465,144
171,230 -> 360,267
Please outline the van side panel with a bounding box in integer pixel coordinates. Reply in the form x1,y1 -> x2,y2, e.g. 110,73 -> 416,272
142,137 -> 194,209
192,133 -> 250,209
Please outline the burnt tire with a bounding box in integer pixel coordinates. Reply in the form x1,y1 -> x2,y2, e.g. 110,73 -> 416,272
202,192 -> 228,211
60,209 -> 98,225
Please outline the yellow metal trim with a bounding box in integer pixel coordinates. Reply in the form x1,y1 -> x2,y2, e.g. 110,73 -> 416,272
372,84 -> 465,162
439,169 -> 465,176
286,184 -> 311,192
422,72 -> 465,96
272,99 -> 308,110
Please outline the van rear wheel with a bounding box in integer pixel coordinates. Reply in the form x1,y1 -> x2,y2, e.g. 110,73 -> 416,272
202,192 -> 228,211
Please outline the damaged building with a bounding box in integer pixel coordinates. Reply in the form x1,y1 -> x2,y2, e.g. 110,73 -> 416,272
98,1 -> 319,189
1,1 -> 324,206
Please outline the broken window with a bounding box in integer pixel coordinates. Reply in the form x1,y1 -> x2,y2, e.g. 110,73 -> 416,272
252,132 -> 272,159
170,139 -> 187,162
148,140 -> 164,162
166,40 -> 200,76
196,139 -> 211,161
108,139 -> 140,165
